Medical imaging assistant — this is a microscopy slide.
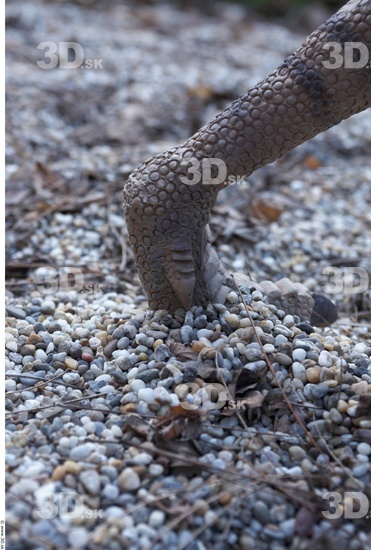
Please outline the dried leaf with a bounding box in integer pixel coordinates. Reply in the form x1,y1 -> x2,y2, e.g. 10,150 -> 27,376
168,341 -> 199,361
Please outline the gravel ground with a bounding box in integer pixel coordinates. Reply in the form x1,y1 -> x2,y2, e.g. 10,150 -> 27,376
5,1 -> 371,549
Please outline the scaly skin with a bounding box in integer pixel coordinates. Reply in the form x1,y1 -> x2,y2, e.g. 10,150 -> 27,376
123,0 -> 371,312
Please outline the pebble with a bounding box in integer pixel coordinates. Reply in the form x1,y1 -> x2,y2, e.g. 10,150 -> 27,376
65,357 -> 78,370
138,388 -> 155,403
79,469 -> 101,495
118,468 -> 141,491
306,366 -> 320,383
69,443 -> 96,461
288,446 -> 306,461
318,350 -> 333,368
149,510 -> 165,528
357,443 -> 371,456
6,306 -> 26,319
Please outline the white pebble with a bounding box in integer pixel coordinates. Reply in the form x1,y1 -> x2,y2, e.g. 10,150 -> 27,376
138,388 -> 155,403
292,348 -> 306,362
318,350 -> 333,367
5,379 -> 16,391
357,442 -> 371,456
132,452 -> 153,465
118,467 -> 141,491
227,291 -> 239,304
148,464 -> 164,477
292,362 -> 306,383
127,367 -> 139,380
34,349 -> 47,361
149,510 -> 165,528
130,379 -> 146,392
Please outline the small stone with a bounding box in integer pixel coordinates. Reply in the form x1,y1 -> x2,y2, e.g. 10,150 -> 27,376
40,301 -> 55,314
138,388 -> 155,403
117,337 -> 130,349
352,463 -> 369,478
154,345 -> 172,362
351,381 -> 368,395
227,291 -> 239,304
359,420 -> 371,429
289,446 -> 306,461
253,501 -> 270,524
34,349 -> 48,361
263,344 -> 275,354
137,369 -> 159,383
132,452 -> 153,465
48,322 -> 62,333
101,483 -> 119,500
89,337 -> 102,350
20,344 -> 36,356
148,464 -> 164,477
337,400 -> 348,413
318,350 -> 333,368
51,465 -> 66,481
64,461 -> 81,474
275,352 -> 292,366
149,510 -> 165,528
194,315 -> 207,329
118,467 -> 141,491
104,339 -> 118,358
181,325 -> 193,343
306,367 -> 320,383
122,323 -> 137,339
5,379 -> 16,391
62,372 -> 80,384
225,314 -> 240,329
79,470 -> 101,495
81,351 -> 94,362
329,408 -> 343,424
6,306 -> 26,319
69,443 -> 95,461
293,348 -> 306,362
305,382 -> 329,400
357,443 -> 371,456
283,315 -> 295,327
67,528 -> 89,548
292,362 -> 306,382
65,357 -> 78,370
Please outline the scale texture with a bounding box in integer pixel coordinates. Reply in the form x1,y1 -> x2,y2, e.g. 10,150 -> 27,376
123,0 -> 371,312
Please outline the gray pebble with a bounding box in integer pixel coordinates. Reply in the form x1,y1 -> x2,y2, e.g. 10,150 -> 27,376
6,306 -> 26,319
154,345 -> 172,362
79,469 -> 101,495
117,337 -> 130,349
122,323 -> 137,339
303,383 -> 329,400
137,369 -> 159,382
69,443 -> 95,461
102,483 -> 119,500
181,325 -> 193,343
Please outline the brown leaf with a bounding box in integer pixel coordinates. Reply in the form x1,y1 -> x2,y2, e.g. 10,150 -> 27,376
250,199 -> 284,223
124,414 -> 153,437
168,341 -> 199,361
